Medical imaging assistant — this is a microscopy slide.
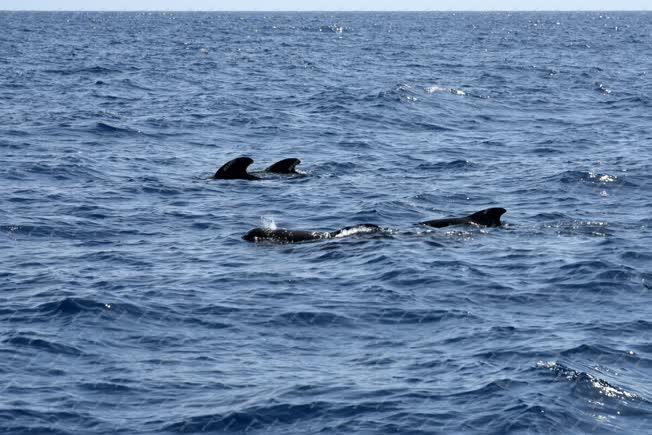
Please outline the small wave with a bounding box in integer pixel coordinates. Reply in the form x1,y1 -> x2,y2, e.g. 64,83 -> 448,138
0,405 -> 103,433
37,297 -> 112,315
163,400 -> 397,433
531,210 -> 587,220
182,317 -> 232,329
0,424 -> 72,435
558,260 -> 619,274
539,219 -> 614,237
8,161 -> 103,182
550,260 -> 639,290
373,83 -> 420,103
83,250 -> 154,268
417,159 -> 477,171
425,85 -> 466,96
362,308 -> 474,325
4,335 -> 85,356
558,343 -> 642,361
0,222 -> 108,240
536,361 -> 639,400
607,95 -> 650,107
120,78 -> 153,91
3,129 -> 30,137
78,381 -> 134,393
553,170 -> 633,187
270,310 -> 353,327
2,297 -> 145,323
594,81 -> 612,94
621,251 -> 652,262
163,402 -> 329,433
531,147 -> 565,155
319,24 -> 346,33
35,297 -> 142,317
450,378 -> 530,399
194,304 -> 244,316
410,121 -> 454,131
43,65 -> 119,75
92,121 -> 141,136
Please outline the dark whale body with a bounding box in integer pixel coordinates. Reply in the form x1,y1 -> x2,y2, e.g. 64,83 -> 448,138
243,208 -> 506,244
213,157 -> 257,180
212,157 -> 302,180
243,224 -> 382,243
420,207 -> 506,228
264,158 -> 301,175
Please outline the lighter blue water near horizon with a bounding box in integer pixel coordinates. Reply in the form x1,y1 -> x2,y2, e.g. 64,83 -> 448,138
1,11 -> 651,434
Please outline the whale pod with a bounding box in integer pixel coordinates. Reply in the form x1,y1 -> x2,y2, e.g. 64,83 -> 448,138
213,157 -> 303,180
243,224 -> 382,243
243,209 -> 505,244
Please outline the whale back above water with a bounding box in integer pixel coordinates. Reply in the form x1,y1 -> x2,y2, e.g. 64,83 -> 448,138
213,157 -> 257,180
330,224 -> 381,238
420,207 -> 506,228
243,208 -> 505,243
265,158 -> 301,174
243,224 -> 382,243
243,228 -> 327,243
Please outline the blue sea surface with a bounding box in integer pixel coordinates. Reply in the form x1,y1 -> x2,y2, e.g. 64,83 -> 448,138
1,11 -> 651,434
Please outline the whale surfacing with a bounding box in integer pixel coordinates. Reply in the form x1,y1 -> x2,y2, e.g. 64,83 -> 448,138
213,157 -> 303,180
243,208 -> 505,244
213,157 -> 257,180
243,224 -> 382,243
265,158 -> 301,174
420,207 -> 506,228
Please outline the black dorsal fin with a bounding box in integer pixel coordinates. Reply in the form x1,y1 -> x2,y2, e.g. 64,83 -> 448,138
265,158 -> 301,174
466,207 -> 506,227
213,157 -> 258,180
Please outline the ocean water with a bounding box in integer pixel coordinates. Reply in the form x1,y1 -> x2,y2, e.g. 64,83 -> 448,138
1,11 -> 651,434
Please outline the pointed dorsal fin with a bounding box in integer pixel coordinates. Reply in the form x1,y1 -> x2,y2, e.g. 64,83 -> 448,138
466,207 -> 506,227
213,157 -> 257,180
265,158 -> 301,174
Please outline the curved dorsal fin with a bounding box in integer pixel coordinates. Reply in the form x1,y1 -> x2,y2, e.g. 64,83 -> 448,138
466,207 -> 506,227
213,157 -> 257,180
265,158 -> 301,174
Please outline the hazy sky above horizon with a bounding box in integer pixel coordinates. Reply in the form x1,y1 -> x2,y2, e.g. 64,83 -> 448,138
2,1 -> 651,11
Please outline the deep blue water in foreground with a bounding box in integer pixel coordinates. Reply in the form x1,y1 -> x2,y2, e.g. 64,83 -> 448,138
1,11 -> 651,434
